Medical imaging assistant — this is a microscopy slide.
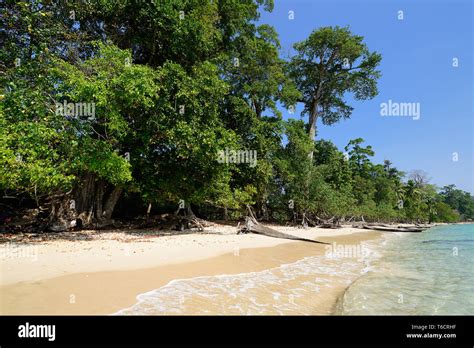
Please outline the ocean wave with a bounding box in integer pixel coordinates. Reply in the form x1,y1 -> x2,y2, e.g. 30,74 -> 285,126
114,240 -> 380,315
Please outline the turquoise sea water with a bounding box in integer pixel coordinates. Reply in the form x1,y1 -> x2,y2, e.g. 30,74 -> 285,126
338,224 -> 474,315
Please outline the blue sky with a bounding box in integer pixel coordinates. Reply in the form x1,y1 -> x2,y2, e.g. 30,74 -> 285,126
259,0 -> 473,193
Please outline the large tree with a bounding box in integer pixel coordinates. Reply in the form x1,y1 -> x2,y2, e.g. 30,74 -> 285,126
289,26 -> 382,158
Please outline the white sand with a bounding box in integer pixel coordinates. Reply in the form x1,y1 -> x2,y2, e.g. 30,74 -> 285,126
0,223 -> 369,286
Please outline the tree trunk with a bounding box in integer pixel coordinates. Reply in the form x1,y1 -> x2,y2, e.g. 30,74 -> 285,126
308,100 -> 318,160
102,187 -> 123,221
75,173 -> 96,215
262,201 -> 269,221
96,180 -> 105,221
46,173 -> 122,231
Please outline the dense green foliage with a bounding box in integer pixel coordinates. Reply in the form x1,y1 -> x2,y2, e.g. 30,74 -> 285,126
1,0 -> 472,230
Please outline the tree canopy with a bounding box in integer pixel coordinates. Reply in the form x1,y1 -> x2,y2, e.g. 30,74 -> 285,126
289,26 -> 382,155
1,0 -> 472,232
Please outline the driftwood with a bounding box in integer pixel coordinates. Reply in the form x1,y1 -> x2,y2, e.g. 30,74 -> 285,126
362,225 -> 426,233
239,206 -> 329,245
314,215 -> 335,224
351,221 -> 430,232
415,223 -> 433,229
311,215 -> 342,229
305,215 -> 316,226
173,204 -> 213,232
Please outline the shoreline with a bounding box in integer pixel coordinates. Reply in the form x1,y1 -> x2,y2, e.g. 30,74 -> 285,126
1,224 -> 383,315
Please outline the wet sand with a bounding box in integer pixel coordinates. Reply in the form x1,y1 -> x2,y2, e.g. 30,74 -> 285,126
0,227 -> 381,315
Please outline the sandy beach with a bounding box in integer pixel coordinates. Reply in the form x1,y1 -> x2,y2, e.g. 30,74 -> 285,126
0,223 -> 382,315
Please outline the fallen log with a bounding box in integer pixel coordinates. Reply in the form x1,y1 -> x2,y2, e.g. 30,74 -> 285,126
239,206 -> 329,245
362,225 -> 426,232
239,218 -> 329,244
366,223 -> 392,227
